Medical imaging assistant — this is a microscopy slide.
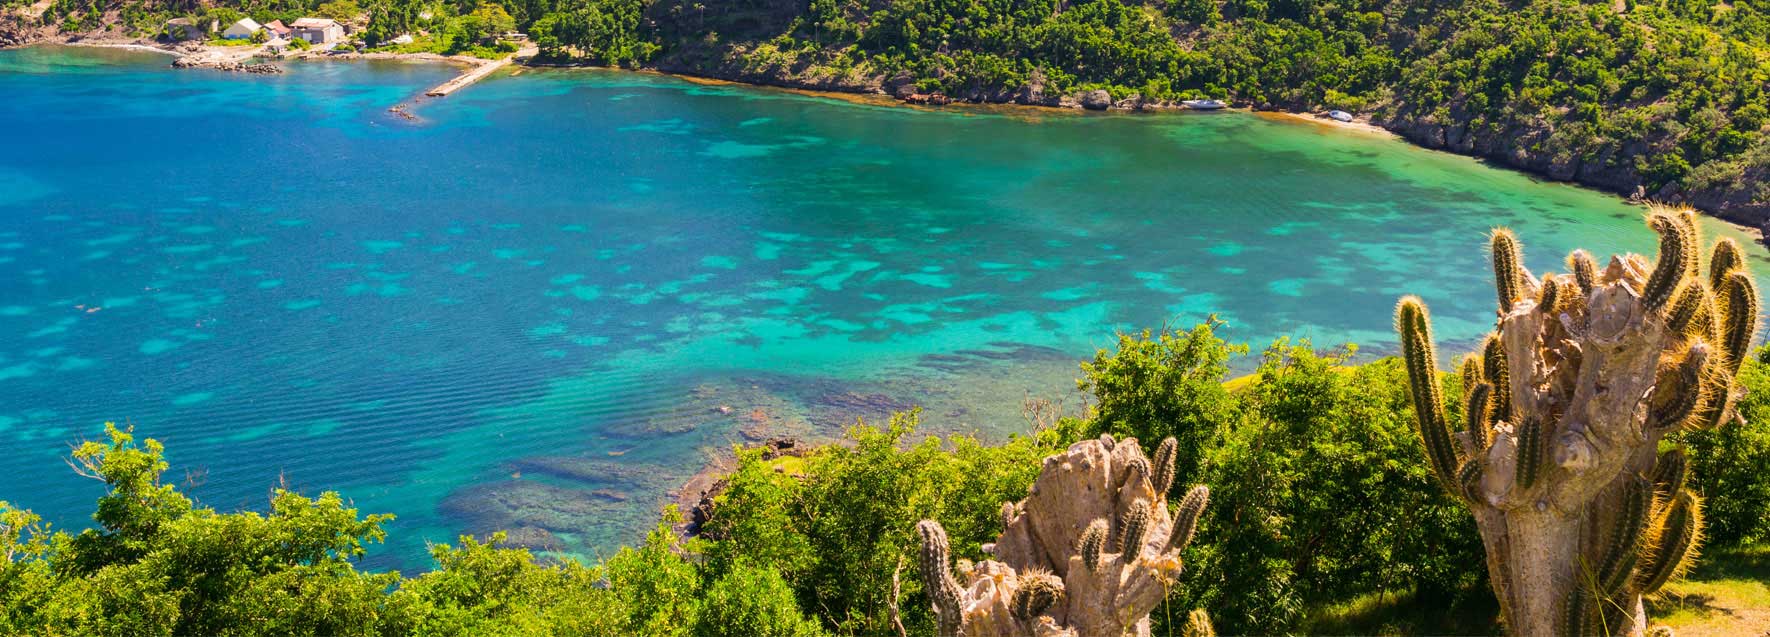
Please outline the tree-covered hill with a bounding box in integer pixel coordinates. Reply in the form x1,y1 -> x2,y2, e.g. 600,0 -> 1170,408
3,0 -> 1767,225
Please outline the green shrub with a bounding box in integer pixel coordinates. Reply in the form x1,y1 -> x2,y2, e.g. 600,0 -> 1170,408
1080,318 -> 1245,493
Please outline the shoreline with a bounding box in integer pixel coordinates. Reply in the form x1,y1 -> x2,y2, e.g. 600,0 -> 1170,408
6,37 -> 1764,239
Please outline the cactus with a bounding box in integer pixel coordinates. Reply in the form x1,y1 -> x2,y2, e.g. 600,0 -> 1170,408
1080,520 -> 1107,574
918,520 -> 965,637
1151,438 -> 1178,496
1180,609 -> 1215,637
1393,210 -> 1752,637
1651,449 -> 1687,501
1481,334 -> 1512,426
1492,228 -> 1527,312
1465,382 -> 1493,450
1635,490 -> 1703,595
916,436 -> 1210,636
1708,237 -> 1743,292
1011,574 -> 1064,623
1569,248 -> 1599,294
1719,270 -> 1759,374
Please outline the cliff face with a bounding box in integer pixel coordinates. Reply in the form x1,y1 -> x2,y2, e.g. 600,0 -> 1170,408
1374,101 -> 1770,230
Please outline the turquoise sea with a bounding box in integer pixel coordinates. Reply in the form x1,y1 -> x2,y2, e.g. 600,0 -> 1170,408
2,45 -> 1761,569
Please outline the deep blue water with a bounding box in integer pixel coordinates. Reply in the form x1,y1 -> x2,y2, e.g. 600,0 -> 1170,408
2,45 -> 1761,569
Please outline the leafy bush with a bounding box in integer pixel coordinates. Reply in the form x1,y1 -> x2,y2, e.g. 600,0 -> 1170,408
1676,347 -> 1770,547
1080,318 -> 1245,494
700,411 -> 1072,635
1169,341 -> 1485,634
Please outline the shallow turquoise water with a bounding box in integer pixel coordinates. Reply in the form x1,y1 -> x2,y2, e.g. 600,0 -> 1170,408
2,45 -> 1762,568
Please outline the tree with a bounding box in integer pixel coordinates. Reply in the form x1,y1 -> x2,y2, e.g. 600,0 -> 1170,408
316,0 -> 364,23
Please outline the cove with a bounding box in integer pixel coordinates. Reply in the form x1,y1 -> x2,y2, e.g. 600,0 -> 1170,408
1,45 -> 1762,570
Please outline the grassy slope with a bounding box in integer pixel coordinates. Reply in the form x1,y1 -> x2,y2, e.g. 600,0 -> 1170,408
1653,544 -> 1770,637
1305,544 -> 1770,635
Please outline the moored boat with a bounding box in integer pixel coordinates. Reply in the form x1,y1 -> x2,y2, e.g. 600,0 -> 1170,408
1327,109 -> 1354,122
1182,99 -> 1227,110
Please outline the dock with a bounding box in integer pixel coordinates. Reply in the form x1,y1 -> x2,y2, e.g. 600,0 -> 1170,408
425,46 -> 535,97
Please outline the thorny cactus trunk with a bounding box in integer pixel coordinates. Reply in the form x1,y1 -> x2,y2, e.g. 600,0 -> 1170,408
1396,209 -> 1756,637
916,435 -> 1211,637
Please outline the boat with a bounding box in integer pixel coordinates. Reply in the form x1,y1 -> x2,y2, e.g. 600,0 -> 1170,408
1327,110 -> 1354,122
1181,99 -> 1227,110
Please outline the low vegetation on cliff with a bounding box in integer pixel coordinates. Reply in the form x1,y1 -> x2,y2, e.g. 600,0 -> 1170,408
4,319 -> 1768,635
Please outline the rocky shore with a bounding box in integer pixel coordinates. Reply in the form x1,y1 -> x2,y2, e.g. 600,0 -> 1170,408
639,51 -> 1768,234
5,26 -> 1761,232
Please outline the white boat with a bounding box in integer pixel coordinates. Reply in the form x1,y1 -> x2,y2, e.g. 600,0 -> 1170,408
1327,110 -> 1354,122
1182,99 -> 1227,110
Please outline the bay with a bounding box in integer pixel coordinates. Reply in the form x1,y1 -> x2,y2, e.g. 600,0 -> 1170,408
1,45 -> 1758,568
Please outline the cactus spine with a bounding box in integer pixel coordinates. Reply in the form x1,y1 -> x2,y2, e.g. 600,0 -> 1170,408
1394,210 -> 1751,637
917,436 -> 1210,636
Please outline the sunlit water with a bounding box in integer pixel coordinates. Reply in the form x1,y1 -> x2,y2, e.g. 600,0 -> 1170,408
2,45 -> 1761,569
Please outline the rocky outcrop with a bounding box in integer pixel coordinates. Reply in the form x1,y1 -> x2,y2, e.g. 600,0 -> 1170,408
0,15 -> 42,48
1080,89 -> 1112,110
1374,101 -> 1769,231
172,54 -> 283,73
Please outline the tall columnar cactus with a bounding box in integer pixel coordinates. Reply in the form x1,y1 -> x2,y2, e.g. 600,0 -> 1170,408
1395,209 -> 1753,637
916,435 -> 1210,637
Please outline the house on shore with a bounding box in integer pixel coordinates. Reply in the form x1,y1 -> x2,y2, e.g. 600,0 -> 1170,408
221,18 -> 263,40
290,18 -> 344,45
264,19 -> 293,40
163,18 -> 204,41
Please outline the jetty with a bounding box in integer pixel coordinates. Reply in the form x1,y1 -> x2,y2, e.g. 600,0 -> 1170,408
425,45 -> 535,97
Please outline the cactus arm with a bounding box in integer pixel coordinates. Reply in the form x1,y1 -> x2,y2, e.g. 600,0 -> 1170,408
1642,211 -> 1696,312
1465,382 -> 1493,450
1513,417 -> 1545,491
1718,270 -> 1760,375
1169,486 -> 1209,551
1596,476 -> 1653,594
1492,228 -> 1528,313
1396,297 -> 1459,492
916,520 -> 964,637
1636,490 -> 1703,595
1481,334 -> 1512,426
1151,437 -> 1178,498
1707,237 -> 1744,292
1569,248 -> 1599,294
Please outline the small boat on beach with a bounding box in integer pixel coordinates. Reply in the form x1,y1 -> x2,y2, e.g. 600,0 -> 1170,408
1182,99 -> 1227,110
1327,110 -> 1354,122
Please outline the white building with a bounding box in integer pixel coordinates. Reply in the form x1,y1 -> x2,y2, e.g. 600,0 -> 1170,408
221,18 -> 263,40
290,18 -> 345,45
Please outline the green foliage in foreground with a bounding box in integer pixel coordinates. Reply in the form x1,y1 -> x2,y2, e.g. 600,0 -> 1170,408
4,324 -> 1768,636
0,426 -> 825,637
